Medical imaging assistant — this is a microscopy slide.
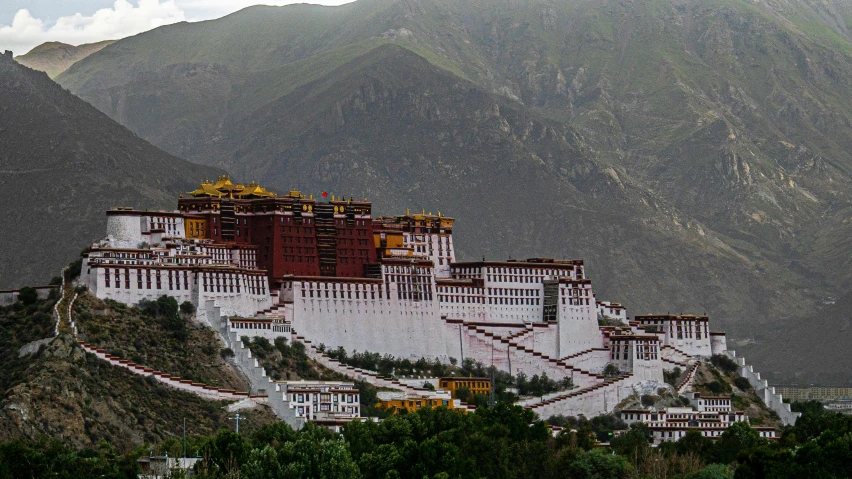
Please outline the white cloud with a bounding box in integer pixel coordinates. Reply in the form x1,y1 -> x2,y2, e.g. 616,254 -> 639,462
0,0 -> 185,55
0,0 -> 357,55
176,1 -> 355,22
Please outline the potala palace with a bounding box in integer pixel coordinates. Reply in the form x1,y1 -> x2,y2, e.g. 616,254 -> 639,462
76,176 -> 798,434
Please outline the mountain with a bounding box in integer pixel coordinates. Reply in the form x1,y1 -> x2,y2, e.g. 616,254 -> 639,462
14,40 -> 115,78
54,0 -> 852,385
0,55 -> 221,289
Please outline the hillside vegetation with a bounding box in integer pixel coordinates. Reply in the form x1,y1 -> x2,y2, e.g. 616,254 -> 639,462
73,293 -> 248,390
0,297 -> 275,450
53,0 -> 852,385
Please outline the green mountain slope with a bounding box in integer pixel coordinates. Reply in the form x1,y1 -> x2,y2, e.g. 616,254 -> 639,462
14,40 -> 115,78
212,44 -> 813,344
0,57 -> 221,289
54,0 -> 852,385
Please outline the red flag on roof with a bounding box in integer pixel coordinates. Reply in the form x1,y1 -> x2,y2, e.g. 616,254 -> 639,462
321,191 -> 328,198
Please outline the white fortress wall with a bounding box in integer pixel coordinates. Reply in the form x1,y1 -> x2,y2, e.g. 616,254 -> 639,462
105,213 -> 145,247
710,333 -> 728,355
288,279 -> 453,359
636,316 -> 712,357
84,265 -> 194,306
0,286 -> 57,306
726,350 -> 801,426
556,282 -> 603,357
563,349 -> 610,373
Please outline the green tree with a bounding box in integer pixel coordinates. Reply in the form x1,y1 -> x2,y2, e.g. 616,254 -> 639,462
566,448 -> 634,479
611,422 -> 652,467
16,287 -> 38,305
711,421 -> 765,464
685,463 -> 733,479
180,301 -> 196,317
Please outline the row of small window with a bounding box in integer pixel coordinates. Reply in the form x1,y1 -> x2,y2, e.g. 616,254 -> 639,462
396,290 -> 433,301
336,228 -> 370,237
304,289 -> 387,300
201,273 -> 267,295
485,275 -> 559,283
302,282 -> 382,291
104,269 -> 189,291
611,344 -> 659,361
383,266 -> 431,274
295,405 -> 359,416
385,275 -> 433,285
438,295 -> 542,306
231,322 -> 271,330
290,393 -> 358,403
283,255 -> 316,263
283,236 -> 313,244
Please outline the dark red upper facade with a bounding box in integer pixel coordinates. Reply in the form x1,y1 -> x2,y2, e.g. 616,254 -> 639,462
178,190 -> 377,280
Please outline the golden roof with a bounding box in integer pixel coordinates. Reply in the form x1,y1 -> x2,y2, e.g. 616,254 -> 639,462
187,180 -> 223,197
187,176 -> 277,198
234,181 -> 277,198
213,175 -> 243,193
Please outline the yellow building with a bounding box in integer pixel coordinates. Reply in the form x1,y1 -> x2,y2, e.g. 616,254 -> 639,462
377,395 -> 453,414
439,377 -> 491,399
185,218 -> 207,239
776,386 -> 852,402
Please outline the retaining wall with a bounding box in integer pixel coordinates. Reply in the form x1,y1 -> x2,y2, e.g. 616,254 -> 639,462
0,286 -> 57,306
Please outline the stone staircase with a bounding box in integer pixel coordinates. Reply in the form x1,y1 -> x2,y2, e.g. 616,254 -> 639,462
661,357 -> 689,368
661,345 -> 692,364
76,340 -> 257,402
451,319 -> 605,389
292,331 -> 477,413
675,361 -> 700,394
523,373 -> 635,418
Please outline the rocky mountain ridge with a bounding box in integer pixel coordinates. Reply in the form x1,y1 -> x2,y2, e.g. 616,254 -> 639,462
0,57 -> 221,290
14,40 -> 116,78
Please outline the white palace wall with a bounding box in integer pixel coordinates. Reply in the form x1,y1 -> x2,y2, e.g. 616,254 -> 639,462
288,280 -> 455,360
710,333 -> 728,356
557,284 -> 602,358
106,214 -> 144,247
81,263 -> 271,325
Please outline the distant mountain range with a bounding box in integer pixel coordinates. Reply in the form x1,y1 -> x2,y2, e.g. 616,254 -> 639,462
0,56 -> 220,290
14,40 -> 115,78
10,0 -> 852,385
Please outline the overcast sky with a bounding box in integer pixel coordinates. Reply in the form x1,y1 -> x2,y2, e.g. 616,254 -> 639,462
0,0 -> 355,55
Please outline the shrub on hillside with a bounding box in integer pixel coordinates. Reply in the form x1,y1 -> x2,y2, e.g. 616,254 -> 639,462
705,380 -> 731,395
733,377 -> 752,391
179,301 -> 196,317
17,287 -> 38,305
664,367 -> 682,387
710,354 -> 738,374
